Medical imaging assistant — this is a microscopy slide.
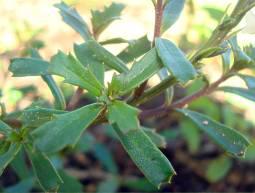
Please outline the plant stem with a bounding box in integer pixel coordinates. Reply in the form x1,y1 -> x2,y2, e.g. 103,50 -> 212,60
191,0 -> 255,64
67,87 -> 84,110
139,74 -> 231,119
132,0 -> 164,100
131,76 -> 177,105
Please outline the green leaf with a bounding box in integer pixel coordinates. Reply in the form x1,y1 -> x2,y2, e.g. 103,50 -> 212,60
5,178 -> 34,193
58,170 -> 83,193
204,7 -> 225,21
117,35 -> 151,63
158,68 -> 174,105
11,149 -> 31,179
180,120 -> 200,153
20,107 -> 66,128
238,74 -> 255,90
110,48 -> 162,95
121,177 -> 157,192
206,156 -> 232,183
87,39 -> 129,73
32,103 -> 104,153
26,147 -> 63,192
161,0 -> 185,34
177,108 -> 251,157
30,49 -> 66,110
97,176 -> 119,193
218,86 -> 255,102
54,2 -> 91,40
93,143 -> 118,174
142,127 -> 166,148
112,124 -> 176,188
100,37 -> 130,45
50,51 -> 104,96
0,143 -> 21,175
155,38 -> 197,84
108,100 -> 139,134
229,36 -> 255,70
0,120 -> 12,136
91,2 -> 125,37
74,43 -> 104,84
221,46 -> 231,74
9,58 -> 49,77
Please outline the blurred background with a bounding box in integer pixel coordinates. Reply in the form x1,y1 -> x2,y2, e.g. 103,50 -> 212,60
0,0 -> 255,192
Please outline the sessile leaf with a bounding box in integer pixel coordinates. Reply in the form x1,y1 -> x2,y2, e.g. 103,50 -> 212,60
9,58 -> 49,77
107,100 -> 140,134
112,124 -> 176,188
49,51 -> 104,97
161,0 -> 185,34
155,38 -> 197,84
32,103 -> 104,153
91,2 -> 125,37
177,108 -> 251,157
218,86 -> 255,102
26,147 -> 63,192
54,2 -> 91,40
110,48 -> 162,95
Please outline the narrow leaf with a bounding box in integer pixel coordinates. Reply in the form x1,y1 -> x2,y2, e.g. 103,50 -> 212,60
229,36 -> 254,70
54,2 -> 91,40
87,39 -> 128,73
238,74 -> 255,90
155,38 -> 197,84
91,3 -> 125,37
161,0 -> 185,34
0,143 -> 21,175
26,147 -> 63,192
74,43 -> 104,84
142,127 -> 167,148
9,58 -> 49,77
108,100 -> 140,134
111,48 -> 162,95
58,170 -> 83,193
30,49 -> 66,110
112,124 -> 176,188
50,51 -> 104,96
218,86 -> 255,102
0,120 -> 12,136
100,37 -> 130,45
177,109 -> 251,157
117,35 -> 151,63
20,107 -> 66,128
206,156 -> 232,183
32,103 -> 104,153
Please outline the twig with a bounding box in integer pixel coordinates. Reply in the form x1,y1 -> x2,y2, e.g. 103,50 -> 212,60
132,0 -> 164,100
67,87 -> 84,110
139,74 -> 231,119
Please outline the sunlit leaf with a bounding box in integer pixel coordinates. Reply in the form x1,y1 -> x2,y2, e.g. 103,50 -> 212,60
117,35 -> 151,63
218,86 -> 255,102
50,51 -> 104,96
87,39 -> 128,73
238,74 -> 255,90
91,3 -> 125,37
9,58 -> 49,77
110,48 -> 162,95
177,109 -> 251,157
155,38 -> 197,84
54,2 -> 91,40
74,42 -> 104,84
161,0 -> 185,34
